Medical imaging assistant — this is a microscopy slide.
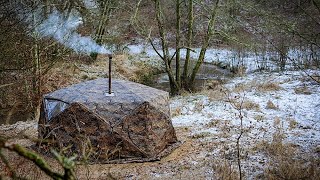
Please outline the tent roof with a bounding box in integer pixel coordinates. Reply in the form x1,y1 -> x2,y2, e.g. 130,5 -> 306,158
44,79 -> 170,124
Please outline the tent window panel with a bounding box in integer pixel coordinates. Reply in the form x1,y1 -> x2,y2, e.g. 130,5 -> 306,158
45,99 -> 69,121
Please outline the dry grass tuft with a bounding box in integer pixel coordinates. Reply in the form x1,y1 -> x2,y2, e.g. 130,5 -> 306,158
191,132 -> 211,139
287,118 -> 298,130
242,100 -> 260,111
314,146 -> 320,153
254,114 -> 265,122
310,75 -> 320,83
130,60 -> 163,86
268,134 -> 288,156
212,160 -> 239,180
233,83 -> 252,93
294,86 -> 312,95
264,139 -> 320,180
266,100 -> 278,110
232,100 -> 260,111
257,82 -> 282,92
233,80 -> 282,94
273,117 -> 281,127
206,80 -> 224,90
171,107 -> 182,117
201,89 -> 226,101
259,123 -> 320,180
230,66 -> 247,77
300,73 -> 320,84
194,101 -> 205,112
207,119 -> 222,128
265,157 -> 320,180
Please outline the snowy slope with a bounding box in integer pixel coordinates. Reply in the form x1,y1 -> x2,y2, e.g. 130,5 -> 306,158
170,70 -> 320,178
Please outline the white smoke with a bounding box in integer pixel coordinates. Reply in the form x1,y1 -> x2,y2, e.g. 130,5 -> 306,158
33,9 -> 111,55
83,0 -> 98,9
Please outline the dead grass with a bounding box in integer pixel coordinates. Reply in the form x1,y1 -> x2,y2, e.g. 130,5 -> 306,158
212,160 -> 239,180
232,99 -> 260,111
242,100 -> 260,111
254,115 -> 265,122
171,107 -> 182,117
92,54 -> 160,85
266,100 -> 278,110
230,65 -> 247,77
256,122 -> 320,180
294,86 -> 312,95
257,82 -> 282,92
300,73 -> 320,84
287,118 -> 298,130
263,140 -> 320,180
207,119 -> 222,128
44,62 -> 82,93
130,61 -> 162,85
273,117 -> 281,127
268,134 -> 288,156
194,101 -> 205,112
233,80 -> 282,94
233,83 -> 253,93
311,74 -> 320,84
201,89 -> 226,101
265,157 -> 320,180
206,80 -> 224,90
191,132 -> 211,139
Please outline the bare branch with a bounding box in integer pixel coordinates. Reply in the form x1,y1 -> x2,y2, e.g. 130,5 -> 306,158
149,38 -> 164,60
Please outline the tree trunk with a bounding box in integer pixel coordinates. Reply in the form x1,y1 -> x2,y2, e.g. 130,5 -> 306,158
154,0 -> 180,95
182,0 -> 194,89
176,0 -> 181,87
91,0 -> 115,60
189,0 -> 220,90
32,9 -> 41,113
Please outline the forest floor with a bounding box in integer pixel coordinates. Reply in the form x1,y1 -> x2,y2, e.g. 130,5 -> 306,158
1,64 -> 320,179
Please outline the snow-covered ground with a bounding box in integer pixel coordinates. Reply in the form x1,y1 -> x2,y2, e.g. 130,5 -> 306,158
170,70 -> 320,178
127,43 -> 315,73
126,43 -> 320,178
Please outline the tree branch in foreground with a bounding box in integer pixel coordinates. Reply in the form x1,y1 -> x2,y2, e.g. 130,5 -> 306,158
0,137 -> 75,180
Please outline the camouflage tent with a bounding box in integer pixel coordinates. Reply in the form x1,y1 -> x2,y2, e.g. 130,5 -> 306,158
38,78 -> 178,163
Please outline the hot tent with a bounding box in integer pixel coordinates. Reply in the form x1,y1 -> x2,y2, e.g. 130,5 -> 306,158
38,78 -> 178,163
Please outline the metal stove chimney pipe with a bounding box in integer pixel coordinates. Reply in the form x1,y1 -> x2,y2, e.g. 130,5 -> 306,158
108,54 -> 112,94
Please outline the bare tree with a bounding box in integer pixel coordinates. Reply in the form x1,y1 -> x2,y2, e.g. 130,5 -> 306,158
90,0 -> 118,59
135,0 -> 221,95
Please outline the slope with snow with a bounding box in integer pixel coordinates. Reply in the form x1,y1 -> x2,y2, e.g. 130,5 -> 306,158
170,70 -> 320,178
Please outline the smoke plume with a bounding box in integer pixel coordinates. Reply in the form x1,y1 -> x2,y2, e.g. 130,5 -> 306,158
32,8 -> 111,55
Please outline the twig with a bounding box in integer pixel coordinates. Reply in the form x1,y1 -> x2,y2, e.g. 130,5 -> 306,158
223,90 -> 245,180
0,83 -> 15,89
149,38 -> 164,60
0,149 -> 20,179
0,137 -> 76,180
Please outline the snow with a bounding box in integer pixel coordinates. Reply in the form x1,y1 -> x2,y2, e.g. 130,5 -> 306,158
170,70 -> 320,178
171,70 -> 320,143
127,42 -> 315,73
172,113 -> 209,127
